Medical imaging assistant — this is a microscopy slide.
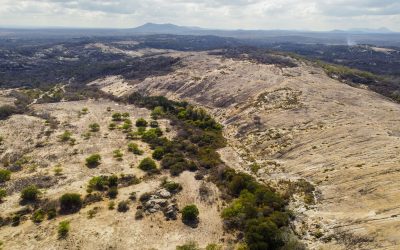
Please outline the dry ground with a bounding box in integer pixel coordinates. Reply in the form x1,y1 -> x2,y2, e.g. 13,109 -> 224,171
0,99 -> 225,250
101,50 -> 400,249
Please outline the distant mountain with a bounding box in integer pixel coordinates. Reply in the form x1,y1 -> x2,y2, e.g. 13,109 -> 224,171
331,27 -> 394,34
129,23 -> 203,34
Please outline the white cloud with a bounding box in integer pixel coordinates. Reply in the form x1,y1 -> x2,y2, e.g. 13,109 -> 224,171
0,0 -> 399,31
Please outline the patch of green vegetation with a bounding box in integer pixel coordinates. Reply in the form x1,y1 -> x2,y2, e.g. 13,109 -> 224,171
59,130 -> 73,142
0,169 -> 11,183
181,204 -> 199,224
59,193 -> 82,213
108,122 -> 117,130
113,149 -> 123,161
117,200 -> 129,212
138,157 -> 158,173
58,220 -> 70,238
21,185 -> 40,202
0,189 -> 6,201
127,142 -> 143,155
176,241 -> 199,250
127,93 -> 291,248
162,179 -> 182,194
85,154 -> 101,167
135,118 -> 148,127
89,123 -> 100,132
152,147 -> 165,160
31,209 -> 45,223
112,112 -> 122,121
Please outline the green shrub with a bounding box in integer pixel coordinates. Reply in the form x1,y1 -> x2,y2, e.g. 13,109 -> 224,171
112,112 -> 122,121
108,122 -> 116,130
245,218 -> 283,250
31,209 -> 45,223
59,130 -> 72,142
21,185 -> 40,202
139,192 -> 152,202
152,147 -> 165,160
58,220 -> 70,238
162,181 -> 182,194
181,204 -> 199,223
59,193 -> 82,213
108,175 -> 118,187
113,149 -> 123,161
170,162 -> 187,176
88,176 -> 108,191
176,241 -> 199,250
151,106 -> 164,119
117,200 -> 129,212
107,187 -> 118,199
0,189 -> 6,201
127,143 -> 143,155
0,169 -> 11,183
206,244 -> 222,250
122,112 -> 130,118
138,157 -> 157,173
85,154 -> 101,167
89,123 -> 100,132
108,201 -> 115,210
135,118 -> 148,127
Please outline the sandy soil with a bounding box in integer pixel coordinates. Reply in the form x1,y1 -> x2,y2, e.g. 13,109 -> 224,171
0,99 -> 225,250
117,51 -> 400,249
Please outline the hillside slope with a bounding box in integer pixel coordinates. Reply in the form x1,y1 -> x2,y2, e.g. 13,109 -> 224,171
99,51 -> 400,249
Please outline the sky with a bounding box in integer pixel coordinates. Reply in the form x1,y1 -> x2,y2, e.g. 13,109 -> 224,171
0,0 -> 399,31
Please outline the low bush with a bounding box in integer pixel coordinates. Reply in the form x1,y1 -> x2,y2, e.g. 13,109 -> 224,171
181,204 -> 199,224
21,185 -> 40,202
127,143 -> 143,155
59,130 -> 72,142
59,193 -> 82,213
139,192 -> 152,202
107,187 -> 118,199
117,200 -> 129,212
31,209 -> 45,223
0,189 -> 6,201
152,147 -> 165,160
113,149 -> 123,161
89,123 -> 100,132
58,220 -> 70,238
170,162 -> 187,176
0,169 -> 11,183
108,122 -> 116,130
176,241 -> 199,250
136,118 -> 148,127
162,181 -> 182,194
85,154 -> 101,167
138,157 -> 157,173
88,176 -> 108,191
112,112 -> 122,121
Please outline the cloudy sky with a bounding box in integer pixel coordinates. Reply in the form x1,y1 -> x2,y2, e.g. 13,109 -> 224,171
0,0 -> 399,31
